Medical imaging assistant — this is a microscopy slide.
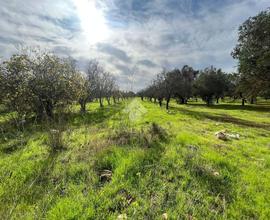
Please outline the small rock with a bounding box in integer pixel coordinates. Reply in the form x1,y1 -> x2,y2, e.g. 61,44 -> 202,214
227,133 -> 240,140
213,171 -> 220,176
215,132 -> 228,141
215,130 -> 240,141
162,213 -> 168,219
100,169 -> 112,182
117,214 -> 127,220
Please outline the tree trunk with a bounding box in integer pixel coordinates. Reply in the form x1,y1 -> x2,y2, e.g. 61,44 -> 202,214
166,97 -> 170,110
35,101 -> 45,121
45,100 -> 53,118
206,97 -> 211,106
80,102 -> 86,113
154,98 -> 156,103
99,97 -> 103,107
242,98 -> 245,106
113,97 -> 116,104
216,97 -> 219,104
141,96 -> 143,101
159,100 -> 162,107
180,97 -> 185,104
79,99 -> 86,113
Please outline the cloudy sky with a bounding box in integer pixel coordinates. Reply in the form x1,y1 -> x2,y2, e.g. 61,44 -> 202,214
0,0 -> 269,91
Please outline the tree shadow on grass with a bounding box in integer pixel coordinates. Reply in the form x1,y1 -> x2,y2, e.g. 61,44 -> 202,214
187,103 -> 270,112
0,124 -> 41,156
0,150 -> 61,219
0,103 -> 125,155
55,103 -> 124,127
0,139 -> 27,154
0,103 -> 124,132
169,105 -> 270,130
184,149 -> 239,207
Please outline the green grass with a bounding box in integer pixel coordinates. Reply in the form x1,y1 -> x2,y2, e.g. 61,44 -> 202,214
0,98 -> 269,219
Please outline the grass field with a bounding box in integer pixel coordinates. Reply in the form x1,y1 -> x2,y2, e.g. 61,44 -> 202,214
0,98 -> 270,219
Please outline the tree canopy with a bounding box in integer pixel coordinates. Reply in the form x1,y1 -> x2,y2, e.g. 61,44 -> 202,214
232,8 -> 270,97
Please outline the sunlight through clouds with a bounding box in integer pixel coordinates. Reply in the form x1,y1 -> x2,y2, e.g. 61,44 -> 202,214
73,0 -> 109,44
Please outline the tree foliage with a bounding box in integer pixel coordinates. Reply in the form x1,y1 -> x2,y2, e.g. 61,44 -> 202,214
139,66 -> 198,109
232,8 -> 270,97
0,54 -> 33,118
193,67 -> 230,105
1,52 -> 86,119
0,51 -> 124,120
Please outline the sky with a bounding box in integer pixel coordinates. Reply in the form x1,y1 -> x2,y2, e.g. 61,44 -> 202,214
0,0 -> 269,91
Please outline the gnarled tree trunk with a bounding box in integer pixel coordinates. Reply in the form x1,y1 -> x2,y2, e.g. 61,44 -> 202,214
242,98 -> 245,106
99,97 -> 103,107
166,96 -> 170,110
44,100 -> 54,118
159,99 -> 162,107
79,98 -> 87,113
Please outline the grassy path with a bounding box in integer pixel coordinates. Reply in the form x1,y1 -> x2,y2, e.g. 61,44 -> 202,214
0,99 -> 269,219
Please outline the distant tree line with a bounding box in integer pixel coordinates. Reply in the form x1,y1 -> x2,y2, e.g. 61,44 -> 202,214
138,9 -> 270,109
137,66 -> 234,109
0,49 -> 133,122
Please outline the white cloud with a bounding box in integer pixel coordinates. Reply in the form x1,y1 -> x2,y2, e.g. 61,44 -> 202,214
0,0 -> 269,91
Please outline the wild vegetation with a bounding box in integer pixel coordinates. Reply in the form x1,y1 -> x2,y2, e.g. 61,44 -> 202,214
0,8 -> 269,220
0,98 -> 269,219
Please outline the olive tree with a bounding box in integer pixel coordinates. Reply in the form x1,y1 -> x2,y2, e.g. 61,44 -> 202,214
0,54 -> 33,120
157,69 -> 179,110
103,72 -> 117,105
175,65 -> 198,104
84,60 -> 119,107
1,52 -> 83,120
193,67 -> 229,105
29,54 -> 82,118
142,66 -> 198,109
232,9 -> 270,99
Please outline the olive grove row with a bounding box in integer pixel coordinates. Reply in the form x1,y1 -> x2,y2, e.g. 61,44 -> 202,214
0,50 -> 133,121
138,9 -> 270,109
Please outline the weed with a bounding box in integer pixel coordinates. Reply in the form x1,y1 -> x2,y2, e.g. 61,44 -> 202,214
112,122 -> 168,147
47,129 -> 64,151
